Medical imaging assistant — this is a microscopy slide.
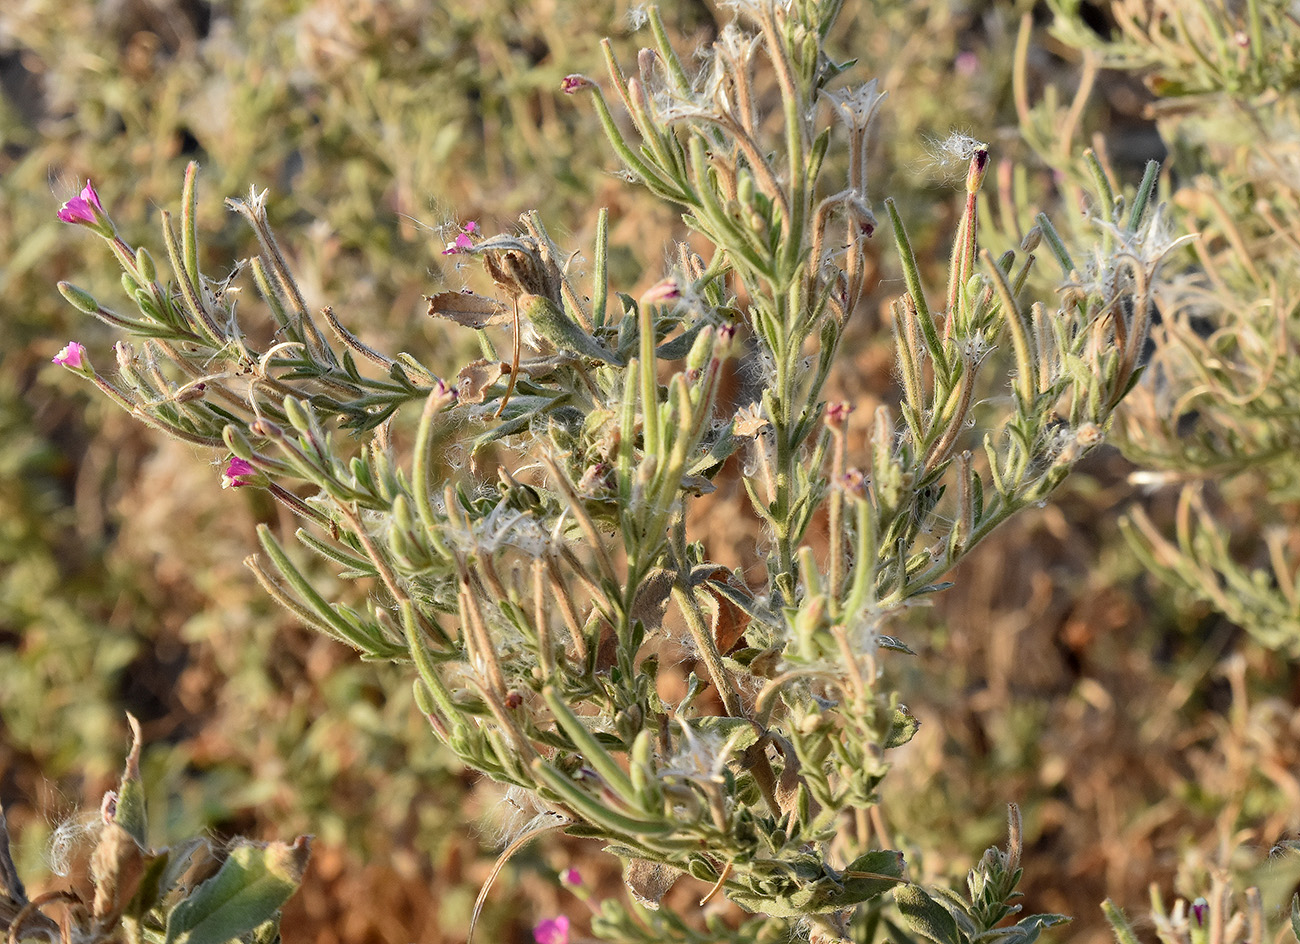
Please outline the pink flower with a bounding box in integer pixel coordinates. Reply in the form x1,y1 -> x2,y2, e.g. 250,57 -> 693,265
441,222 -> 478,256
57,181 -> 104,225
640,278 -> 681,307
825,401 -> 853,426
561,74 -> 594,94
221,457 -> 257,489
561,868 -> 582,887
52,341 -> 88,370
533,915 -> 570,944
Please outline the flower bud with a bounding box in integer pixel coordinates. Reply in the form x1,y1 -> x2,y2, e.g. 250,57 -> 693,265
223,424 -> 257,460
282,396 -> 312,432
637,48 -> 657,83
639,277 -> 681,308
965,147 -> 990,195
686,326 -> 715,373
560,74 -> 594,94
250,417 -> 285,439
58,281 -> 100,314
135,246 -> 157,282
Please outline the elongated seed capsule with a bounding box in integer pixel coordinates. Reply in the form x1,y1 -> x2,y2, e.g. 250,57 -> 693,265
628,728 -> 662,811
543,686 -> 637,803
530,759 -> 677,836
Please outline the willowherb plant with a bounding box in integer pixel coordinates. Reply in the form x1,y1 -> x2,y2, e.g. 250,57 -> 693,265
51,2 -> 1180,940
1038,0 -> 1300,657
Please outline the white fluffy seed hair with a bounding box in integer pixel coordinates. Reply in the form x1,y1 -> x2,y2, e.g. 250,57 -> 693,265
46,810 -> 101,877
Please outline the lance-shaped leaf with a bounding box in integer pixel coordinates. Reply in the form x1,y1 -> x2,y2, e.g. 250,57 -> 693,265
729,850 -> 905,916
164,837 -> 311,944
895,883 -> 964,944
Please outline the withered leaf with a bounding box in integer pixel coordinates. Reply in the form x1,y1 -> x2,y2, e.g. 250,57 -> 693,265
630,569 -> 675,636
695,566 -> 751,655
768,735 -> 814,820
426,291 -> 511,329
456,359 -> 506,404
91,822 -> 145,925
622,858 -> 679,910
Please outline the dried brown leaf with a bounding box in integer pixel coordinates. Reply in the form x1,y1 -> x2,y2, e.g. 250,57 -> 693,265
426,292 -> 511,329
455,359 -> 506,404
623,858 -> 678,910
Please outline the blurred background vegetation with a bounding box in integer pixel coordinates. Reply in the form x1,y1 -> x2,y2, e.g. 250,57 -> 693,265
1,1 -> 1297,942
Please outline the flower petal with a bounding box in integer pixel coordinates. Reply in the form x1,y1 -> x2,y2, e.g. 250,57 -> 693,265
52,341 -> 88,369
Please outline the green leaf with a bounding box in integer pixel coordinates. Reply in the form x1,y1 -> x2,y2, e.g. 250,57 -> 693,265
728,850 -> 906,916
114,715 -> 148,847
690,716 -> 761,754
164,838 -> 310,944
841,849 -> 908,901
884,707 -> 921,748
1006,912 -> 1071,944
521,293 -> 623,365
896,884 -> 963,944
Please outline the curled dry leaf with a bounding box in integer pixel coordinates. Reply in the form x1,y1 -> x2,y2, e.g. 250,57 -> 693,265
733,403 -> 770,437
90,823 -> 145,924
623,857 -> 679,910
426,291 -> 511,329
630,569 -> 675,636
456,359 -> 506,403
695,567 -> 751,654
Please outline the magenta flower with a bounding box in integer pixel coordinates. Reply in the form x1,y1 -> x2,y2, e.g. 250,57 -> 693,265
441,221 -> 479,256
640,278 -> 681,307
221,457 -> 257,489
57,181 -> 104,225
532,915 -> 570,944
825,401 -> 854,425
561,74 -> 594,94
52,341 -> 88,370
560,868 -> 582,887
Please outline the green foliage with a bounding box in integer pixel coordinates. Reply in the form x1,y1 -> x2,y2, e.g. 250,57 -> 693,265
46,1 -> 1181,939
12,0 -> 1300,942
894,809 -> 1068,944
0,718 -> 308,944
1045,0 -> 1300,657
